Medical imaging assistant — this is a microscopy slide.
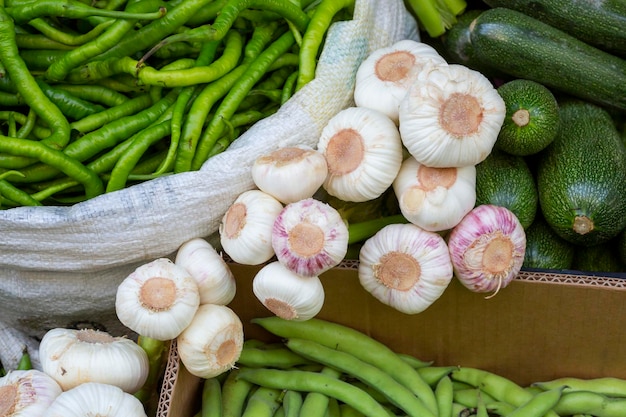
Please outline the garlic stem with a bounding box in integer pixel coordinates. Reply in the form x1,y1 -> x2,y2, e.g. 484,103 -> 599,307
347,214 -> 409,245
272,198 -> 349,277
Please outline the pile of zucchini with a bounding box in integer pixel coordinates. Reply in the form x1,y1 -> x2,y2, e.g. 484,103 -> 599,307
437,1 -> 626,274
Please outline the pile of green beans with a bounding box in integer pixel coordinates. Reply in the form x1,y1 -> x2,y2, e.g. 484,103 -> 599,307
0,0 -> 355,208
192,317 -> 626,417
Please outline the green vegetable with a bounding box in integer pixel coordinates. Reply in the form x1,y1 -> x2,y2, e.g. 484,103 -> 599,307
537,100 -> 626,246
475,149 -> 538,229
404,0 -> 467,38
572,240 -> 626,273
495,79 -> 560,156
523,216 -> 575,270
468,7 -> 626,112
481,0 -> 626,58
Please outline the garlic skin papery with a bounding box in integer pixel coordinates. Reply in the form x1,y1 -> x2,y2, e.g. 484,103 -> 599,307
43,382 -> 147,417
392,155 -> 476,232
272,198 -> 349,277
175,237 -> 236,305
0,370 -> 62,416
252,261 -> 325,321
398,63 -> 506,168
251,146 -> 328,204
38,328 -> 149,393
358,223 -> 453,315
317,106 -> 403,203
447,204 -> 526,297
177,304 -> 244,379
219,189 -> 284,265
354,39 -> 448,123
115,258 -> 200,341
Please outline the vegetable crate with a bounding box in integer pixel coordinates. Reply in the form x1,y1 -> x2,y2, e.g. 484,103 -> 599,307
156,262 -> 626,417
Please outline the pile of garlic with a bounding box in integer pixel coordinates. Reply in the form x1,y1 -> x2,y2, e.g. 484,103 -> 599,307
219,38 -> 526,318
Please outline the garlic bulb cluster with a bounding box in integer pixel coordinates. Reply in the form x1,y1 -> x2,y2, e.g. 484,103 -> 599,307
393,155 -> 476,232
0,370 -> 62,416
252,261 -> 325,321
115,258 -> 200,341
447,204 -> 526,297
354,39 -> 447,123
43,382 -> 147,417
39,328 -> 149,393
316,106 -> 404,203
358,223 -> 453,314
219,189 -> 284,265
175,237 -> 236,305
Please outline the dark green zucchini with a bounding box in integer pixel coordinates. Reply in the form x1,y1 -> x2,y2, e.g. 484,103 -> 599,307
468,7 -> 626,112
572,240 -> 626,273
537,101 -> 626,247
523,216 -> 575,270
495,79 -> 560,156
481,0 -> 626,57
475,149 -> 537,229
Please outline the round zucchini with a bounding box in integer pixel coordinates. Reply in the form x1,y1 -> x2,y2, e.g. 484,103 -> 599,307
495,79 -> 560,156
523,216 -> 575,270
475,148 -> 537,229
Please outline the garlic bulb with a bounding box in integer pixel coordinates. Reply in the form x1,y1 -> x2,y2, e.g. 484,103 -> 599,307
354,39 -> 447,123
219,189 -> 284,265
251,146 -> 328,204
447,204 -> 526,297
115,258 -> 200,341
317,106 -> 403,202
177,304 -> 244,379
358,223 -> 453,314
252,261 -> 325,321
43,382 -> 147,417
175,237 -> 236,305
38,328 -> 149,393
0,370 -> 62,416
272,198 -> 348,277
392,155 -> 476,232
398,63 -> 506,168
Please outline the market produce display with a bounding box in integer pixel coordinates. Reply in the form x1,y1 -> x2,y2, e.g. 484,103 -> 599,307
1,0 -> 626,415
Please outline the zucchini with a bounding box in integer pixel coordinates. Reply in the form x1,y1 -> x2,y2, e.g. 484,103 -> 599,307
481,0 -> 626,58
537,101 -> 626,247
468,7 -> 626,112
523,216 -> 574,270
475,149 -> 537,229
495,79 -> 560,156
572,240 -> 626,273
618,230 -> 626,266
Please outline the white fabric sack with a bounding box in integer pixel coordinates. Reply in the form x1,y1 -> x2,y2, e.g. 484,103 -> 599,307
0,0 -> 419,370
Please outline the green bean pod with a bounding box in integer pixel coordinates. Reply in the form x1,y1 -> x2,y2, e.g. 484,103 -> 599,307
534,377 -> 626,398
222,368 -> 255,417
507,385 -> 567,417
552,390 -> 626,417
236,345 -> 314,369
241,386 -> 282,417
299,367 -> 342,417
435,375 -> 454,417
281,390 -> 303,417
236,368 -> 391,417
201,377 -> 223,417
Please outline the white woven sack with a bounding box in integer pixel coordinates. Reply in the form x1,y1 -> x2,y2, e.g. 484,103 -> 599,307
0,0 -> 419,370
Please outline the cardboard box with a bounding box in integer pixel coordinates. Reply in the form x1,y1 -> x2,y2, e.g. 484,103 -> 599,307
156,262 -> 626,417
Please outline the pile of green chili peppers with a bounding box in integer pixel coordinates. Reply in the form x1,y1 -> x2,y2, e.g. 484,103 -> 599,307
0,0 -> 355,208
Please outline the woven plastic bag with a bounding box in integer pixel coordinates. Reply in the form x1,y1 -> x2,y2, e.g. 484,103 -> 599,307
0,0 -> 419,370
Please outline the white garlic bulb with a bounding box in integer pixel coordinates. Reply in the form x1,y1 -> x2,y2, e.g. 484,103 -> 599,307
354,39 -> 448,123
272,198 -> 348,277
393,155 -> 476,232
38,328 -> 149,393
175,237 -> 236,305
251,145 -> 328,204
43,382 -> 147,417
358,223 -> 453,314
0,370 -> 62,416
219,189 -> 284,265
253,261 -> 325,321
398,63 -> 506,168
115,258 -> 200,341
177,304 -> 244,379
317,106 -> 403,203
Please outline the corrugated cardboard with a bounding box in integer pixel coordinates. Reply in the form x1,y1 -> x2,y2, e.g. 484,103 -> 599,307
157,262 -> 626,417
